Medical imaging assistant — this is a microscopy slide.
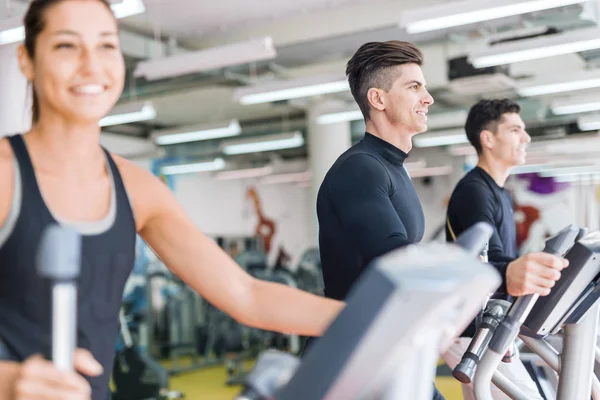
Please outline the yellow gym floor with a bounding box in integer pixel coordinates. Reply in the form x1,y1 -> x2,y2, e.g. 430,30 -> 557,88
164,359 -> 464,399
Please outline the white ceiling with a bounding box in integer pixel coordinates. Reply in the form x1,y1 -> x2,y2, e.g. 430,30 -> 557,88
122,0 -> 376,42
3,0 -> 600,164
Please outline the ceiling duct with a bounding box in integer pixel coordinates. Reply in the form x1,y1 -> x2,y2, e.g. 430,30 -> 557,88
447,56 -> 516,95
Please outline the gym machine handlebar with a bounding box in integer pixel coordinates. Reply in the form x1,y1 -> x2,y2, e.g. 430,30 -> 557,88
36,224 -> 82,372
455,222 -> 492,258
234,222 -> 496,400
471,225 -> 583,400
453,225 -> 581,386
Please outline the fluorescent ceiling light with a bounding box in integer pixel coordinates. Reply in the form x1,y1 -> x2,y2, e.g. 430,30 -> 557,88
577,114 -> 600,131
510,164 -> 548,175
400,0 -> 587,34
111,0 -> 146,19
233,74 -> 349,105
161,158 -> 226,175
316,108 -> 468,129
99,101 -> 156,127
518,72 -> 600,97
154,119 -> 241,145
536,135 -> 600,154
317,110 -> 363,125
0,16 -> 24,46
554,172 -> 600,182
222,132 -> 304,155
413,129 -> 468,148
260,171 -> 312,185
510,160 -> 597,175
550,93 -> 600,115
214,166 -> 273,180
539,164 -> 600,177
134,37 -> 276,80
469,27 -> 600,68
0,1 -> 146,46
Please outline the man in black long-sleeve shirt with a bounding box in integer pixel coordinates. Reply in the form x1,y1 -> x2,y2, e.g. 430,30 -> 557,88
443,99 -> 568,400
315,40 -> 444,400
446,165 -> 517,293
318,132 -> 424,300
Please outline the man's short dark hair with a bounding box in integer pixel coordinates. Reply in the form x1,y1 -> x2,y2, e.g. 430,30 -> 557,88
465,99 -> 521,154
346,41 -> 423,121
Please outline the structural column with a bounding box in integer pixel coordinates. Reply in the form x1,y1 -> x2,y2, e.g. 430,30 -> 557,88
0,43 -> 30,137
306,98 -> 352,245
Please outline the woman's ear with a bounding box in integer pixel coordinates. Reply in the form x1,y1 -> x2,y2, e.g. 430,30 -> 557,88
17,44 -> 35,81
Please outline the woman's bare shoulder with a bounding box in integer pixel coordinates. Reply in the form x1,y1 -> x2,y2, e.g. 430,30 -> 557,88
111,154 -> 168,232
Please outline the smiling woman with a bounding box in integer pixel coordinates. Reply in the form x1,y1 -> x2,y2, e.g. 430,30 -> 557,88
22,0 -> 122,126
0,1 -> 345,400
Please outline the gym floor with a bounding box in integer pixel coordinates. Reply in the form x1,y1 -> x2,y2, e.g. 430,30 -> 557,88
164,359 -> 463,399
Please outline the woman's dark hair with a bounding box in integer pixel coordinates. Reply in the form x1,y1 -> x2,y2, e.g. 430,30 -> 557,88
23,0 -> 114,124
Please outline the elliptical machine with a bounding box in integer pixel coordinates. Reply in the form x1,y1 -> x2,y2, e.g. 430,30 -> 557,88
232,223 -> 502,400
453,224 -> 600,400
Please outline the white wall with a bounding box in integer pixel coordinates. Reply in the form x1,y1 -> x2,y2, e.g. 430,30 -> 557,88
169,161 -> 459,270
413,174 -> 454,241
0,43 -> 30,137
166,146 -> 462,270
410,147 -> 466,242
172,173 -> 315,268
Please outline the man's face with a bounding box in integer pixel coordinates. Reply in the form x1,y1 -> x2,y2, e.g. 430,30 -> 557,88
485,113 -> 531,167
379,63 -> 434,135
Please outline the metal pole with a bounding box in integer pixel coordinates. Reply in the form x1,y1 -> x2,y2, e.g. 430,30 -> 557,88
519,336 -> 560,372
557,302 -> 600,400
36,225 -> 81,372
491,369 -> 530,400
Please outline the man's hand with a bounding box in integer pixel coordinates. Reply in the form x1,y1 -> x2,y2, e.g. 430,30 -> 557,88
506,252 -> 569,297
13,348 -> 102,400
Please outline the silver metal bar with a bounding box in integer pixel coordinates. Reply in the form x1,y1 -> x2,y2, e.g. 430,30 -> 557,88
519,335 -> 560,372
52,283 -> 77,372
557,302 -> 600,400
491,369 -> 531,400
473,346 -> 503,400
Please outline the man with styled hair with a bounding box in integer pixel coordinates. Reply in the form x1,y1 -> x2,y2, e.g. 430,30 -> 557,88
443,99 -> 568,399
314,40 -> 443,399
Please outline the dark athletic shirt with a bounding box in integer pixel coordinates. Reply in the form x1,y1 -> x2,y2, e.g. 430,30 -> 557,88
0,134 -> 136,400
315,132 -> 445,400
446,166 -> 517,336
317,132 -> 425,301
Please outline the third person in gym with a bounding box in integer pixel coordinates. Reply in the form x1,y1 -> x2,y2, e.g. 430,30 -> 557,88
443,98 -> 569,400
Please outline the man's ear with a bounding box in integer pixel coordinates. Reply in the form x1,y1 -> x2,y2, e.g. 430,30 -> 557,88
479,129 -> 495,151
367,87 -> 385,112
17,44 -> 35,81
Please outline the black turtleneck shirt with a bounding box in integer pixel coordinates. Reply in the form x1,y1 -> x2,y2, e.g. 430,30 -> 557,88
446,166 -> 517,296
446,166 -> 517,337
316,132 -> 425,301
314,132 -> 443,400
